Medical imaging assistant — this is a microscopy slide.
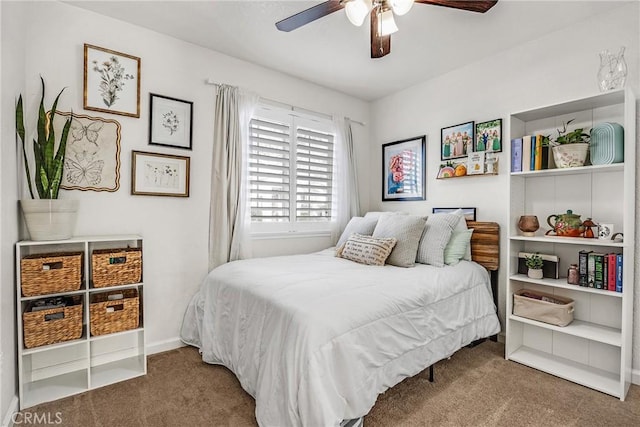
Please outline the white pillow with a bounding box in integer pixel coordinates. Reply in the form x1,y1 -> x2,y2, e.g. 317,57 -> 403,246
336,216 -> 379,248
363,211 -> 409,220
337,234 -> 397,266
372,214 -> 426,268
415,213 -> 460,267
450,208 -> 472,261
444,229 -> 474,266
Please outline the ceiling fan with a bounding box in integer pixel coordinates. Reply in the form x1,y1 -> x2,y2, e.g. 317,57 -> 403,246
276,0 -> 498,59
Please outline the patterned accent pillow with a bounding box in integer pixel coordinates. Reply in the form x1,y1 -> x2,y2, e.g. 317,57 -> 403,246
372,214 -> 426,267
415,213 -> 461,267
337,234 -> 397,266
336,216 -> 379,248
444,229 -> 474,266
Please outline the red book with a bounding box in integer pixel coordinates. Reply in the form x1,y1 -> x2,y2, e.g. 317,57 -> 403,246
607,253 -> 617,291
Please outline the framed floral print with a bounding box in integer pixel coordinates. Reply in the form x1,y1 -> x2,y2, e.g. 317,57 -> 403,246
382,135 -> 426,202
475,118 -> 502,152
131,151 -> 190,197
149,94 -> 193,150
84,44 -> 141,118
441,121 -> 474,160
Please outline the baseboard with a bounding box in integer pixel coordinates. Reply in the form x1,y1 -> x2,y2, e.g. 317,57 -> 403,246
632,368 -> 640,386
1,395 -> 18,427
146,337 -> 185,355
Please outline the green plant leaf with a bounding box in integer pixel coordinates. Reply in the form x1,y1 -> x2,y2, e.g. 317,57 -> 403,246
50,115 -> 71,199
15,95 -> 35,199
32,138 -> 45,198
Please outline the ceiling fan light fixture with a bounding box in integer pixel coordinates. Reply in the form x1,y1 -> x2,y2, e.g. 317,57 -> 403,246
345,0 -> 373,26
379,9 -> 399,36
390,0 -> 414,16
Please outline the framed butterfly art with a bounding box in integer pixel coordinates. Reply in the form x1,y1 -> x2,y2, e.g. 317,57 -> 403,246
50,112 -> 121,192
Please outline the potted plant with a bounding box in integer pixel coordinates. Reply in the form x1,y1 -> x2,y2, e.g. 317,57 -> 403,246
525,253 -> 544,279
549,119 -> 590,168
16,77 -> 77,240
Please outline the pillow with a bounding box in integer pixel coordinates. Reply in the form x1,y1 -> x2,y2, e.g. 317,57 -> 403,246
444,229 -> 474,266
372,214 -> 426,267
363,211 -> 409,220
450,208 -> 472,261
336,216 -> 379,248
415,213 -> 460,267
337,234 -> 397,266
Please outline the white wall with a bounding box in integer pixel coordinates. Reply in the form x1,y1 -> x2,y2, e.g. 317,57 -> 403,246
1,0 -> 370,415
1,1 -> 26,421
369,3 -> 639,377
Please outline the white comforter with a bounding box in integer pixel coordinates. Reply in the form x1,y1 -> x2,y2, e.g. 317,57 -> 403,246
180,249 -> 500,427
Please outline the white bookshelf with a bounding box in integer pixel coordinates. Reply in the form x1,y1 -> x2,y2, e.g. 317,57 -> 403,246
505,89 -> 635,400
16,235 -> 146,409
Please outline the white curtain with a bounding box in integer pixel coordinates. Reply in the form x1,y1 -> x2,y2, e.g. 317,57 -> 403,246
209,84 -> 258,270
331,116 -> 361,244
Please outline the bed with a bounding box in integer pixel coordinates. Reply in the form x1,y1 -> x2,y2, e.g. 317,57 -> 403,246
180,218 -> 501,427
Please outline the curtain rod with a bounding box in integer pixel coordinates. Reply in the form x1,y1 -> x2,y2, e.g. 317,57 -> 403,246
205,78 -> 365,126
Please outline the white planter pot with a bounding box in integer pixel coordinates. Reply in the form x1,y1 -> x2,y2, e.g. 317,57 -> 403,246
20,199 -> 79,241
527,268 -> 544,280
552,143 -> 589,168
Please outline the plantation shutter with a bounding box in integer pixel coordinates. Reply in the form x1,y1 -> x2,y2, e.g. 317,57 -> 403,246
249,117 -> 291,222
295,126 -> 334,222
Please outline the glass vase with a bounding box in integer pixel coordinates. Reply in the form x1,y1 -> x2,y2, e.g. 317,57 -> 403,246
597,47 -> 627,92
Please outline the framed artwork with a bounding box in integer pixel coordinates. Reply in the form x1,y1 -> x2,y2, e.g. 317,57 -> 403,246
131,151 -> 190,197
149,94 -> 193,150
441,121 -> 474,160
84,44 -> 141,118
432,207 -> 477,221
51,112 -> 121,192
475,119 -> 502,152
382,135 -> 426,202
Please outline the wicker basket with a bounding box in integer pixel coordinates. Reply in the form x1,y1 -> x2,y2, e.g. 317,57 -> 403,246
92,248 -> 142,288
23,296 -> 83,348
90,289 -> 139,336
21,252 -> 83,297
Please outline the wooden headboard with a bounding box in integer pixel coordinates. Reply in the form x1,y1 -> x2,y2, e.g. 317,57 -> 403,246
466,221 -> 499,271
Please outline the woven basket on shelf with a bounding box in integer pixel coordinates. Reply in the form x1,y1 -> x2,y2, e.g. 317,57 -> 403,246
23,296 -> 83,349
20,252 -> 83,297
90,288 -> 139,336
91,248 -> 142,288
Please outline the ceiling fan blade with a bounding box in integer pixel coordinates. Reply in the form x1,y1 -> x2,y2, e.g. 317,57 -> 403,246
415,0 -> 498,13
276,0 -> 345,32
370,5 -> 391,59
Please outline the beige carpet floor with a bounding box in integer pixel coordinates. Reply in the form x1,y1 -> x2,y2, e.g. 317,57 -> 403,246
21,341 -> 640,426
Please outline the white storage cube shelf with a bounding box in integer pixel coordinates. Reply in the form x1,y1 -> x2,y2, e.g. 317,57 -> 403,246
506,89 -> 635,400
16,235 -> 146,409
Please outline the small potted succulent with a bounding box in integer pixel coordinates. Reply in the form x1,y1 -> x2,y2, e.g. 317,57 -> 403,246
16,77 -> 77,240
550,119 -> 590,168
525,253 -> 544,279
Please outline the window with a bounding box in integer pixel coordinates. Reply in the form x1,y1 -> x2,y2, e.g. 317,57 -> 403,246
249,104 -> 335,233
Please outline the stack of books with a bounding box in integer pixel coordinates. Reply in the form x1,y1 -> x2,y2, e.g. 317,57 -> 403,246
578,250 -> 623,292
511,135 -> 551,172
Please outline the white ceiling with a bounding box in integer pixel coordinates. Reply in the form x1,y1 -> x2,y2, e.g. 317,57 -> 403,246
66,0 -> 626,101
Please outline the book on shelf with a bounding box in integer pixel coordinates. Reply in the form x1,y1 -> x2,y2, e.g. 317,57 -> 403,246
607,253 -> 617,291
616,253 -> 623,292
594,253 -> 606,289
578,250 -> 592,287
467,151 -> 485,175
522,135 -> 532,172
534,135 -> 543,170
541,145 -> 550,169
517,252 -> 559,279
511,138 -> 523,172
587,252 -> 596,287
529,136 -> 536,171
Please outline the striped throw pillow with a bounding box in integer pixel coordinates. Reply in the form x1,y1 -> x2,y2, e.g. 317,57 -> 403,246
337,234 -> 397,266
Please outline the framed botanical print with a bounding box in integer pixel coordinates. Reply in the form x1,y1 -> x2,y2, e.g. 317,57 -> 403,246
475,119 -> 502,152
382,135 -> 426,201
131,151 -> 190,197
441,121 -> 474,160
84,44 -> 141,118
149,94 -> 193,150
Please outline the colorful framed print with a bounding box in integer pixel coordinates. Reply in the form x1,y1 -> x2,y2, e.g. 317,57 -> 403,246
149,94 -> 193,150
51,112 -> 121,192
84,44 -> 141,118
475,119 -> 502,152
441,121 -> 474,160
131,151 -> 190,197
382,135 -> 426,202
432,207 -> 477,221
